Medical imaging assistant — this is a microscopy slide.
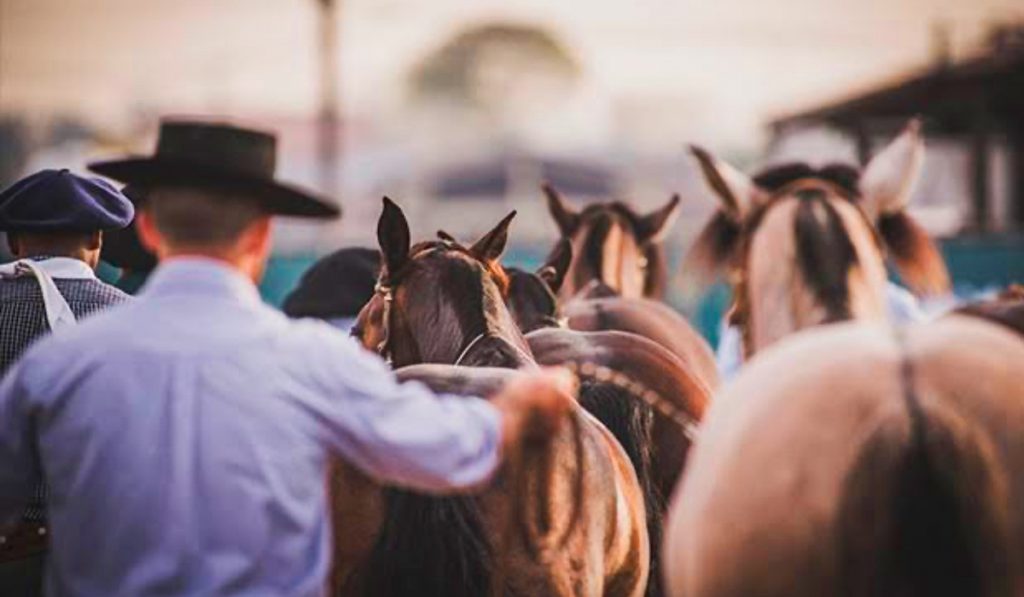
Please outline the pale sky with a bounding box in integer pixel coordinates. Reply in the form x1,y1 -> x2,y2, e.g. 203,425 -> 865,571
2,0 -> 1022,150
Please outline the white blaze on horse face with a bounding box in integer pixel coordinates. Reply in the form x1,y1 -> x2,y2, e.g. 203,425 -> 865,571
860,119 -> 924,219
747,198 -> 801,353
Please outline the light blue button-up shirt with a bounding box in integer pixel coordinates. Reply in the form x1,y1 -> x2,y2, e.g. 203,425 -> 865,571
0,258 -> 502,597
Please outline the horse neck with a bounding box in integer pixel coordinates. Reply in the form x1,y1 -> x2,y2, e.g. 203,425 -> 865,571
564,214 -> 647,300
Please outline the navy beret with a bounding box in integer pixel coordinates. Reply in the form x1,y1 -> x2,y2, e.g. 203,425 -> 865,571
0,169 -> 135,232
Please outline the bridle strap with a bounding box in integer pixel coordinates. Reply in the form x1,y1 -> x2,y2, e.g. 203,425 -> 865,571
374,281 -> 396,365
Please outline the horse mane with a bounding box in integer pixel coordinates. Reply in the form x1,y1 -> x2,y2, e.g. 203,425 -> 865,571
794,194 -> 859,323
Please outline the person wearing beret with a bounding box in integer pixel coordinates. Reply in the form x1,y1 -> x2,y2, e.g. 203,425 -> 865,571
0,169 -> 135,596
0,119 -> 576,597
282,246 -> 380,332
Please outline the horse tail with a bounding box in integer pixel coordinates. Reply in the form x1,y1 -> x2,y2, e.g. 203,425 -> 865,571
578,379 -> 662,597
358,491 -> 492,597
836,352 -> 1013,597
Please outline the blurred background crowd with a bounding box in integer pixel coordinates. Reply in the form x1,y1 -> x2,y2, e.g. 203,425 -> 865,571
2,0 -> 1023,343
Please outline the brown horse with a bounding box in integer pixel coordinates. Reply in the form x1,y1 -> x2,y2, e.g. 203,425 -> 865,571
543,184 -> 681,300
334,199 -> 649,597
519,235 -> 720,391
506,248 -> 710,597
685,119 -> 949,359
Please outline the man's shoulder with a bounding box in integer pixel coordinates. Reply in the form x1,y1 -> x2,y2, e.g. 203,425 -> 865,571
55,278 -> 132,306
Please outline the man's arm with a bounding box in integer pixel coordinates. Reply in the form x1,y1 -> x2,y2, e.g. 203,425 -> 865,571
304,327 -> 574,493
0,365 -> 41,524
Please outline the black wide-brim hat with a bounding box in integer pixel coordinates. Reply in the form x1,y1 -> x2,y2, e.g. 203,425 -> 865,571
100,186 -> 157,271
88,120 -> 340,219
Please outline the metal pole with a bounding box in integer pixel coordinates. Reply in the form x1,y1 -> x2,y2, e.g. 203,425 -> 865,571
316,0 -> 340,200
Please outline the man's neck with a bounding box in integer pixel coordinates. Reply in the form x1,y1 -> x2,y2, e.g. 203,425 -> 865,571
160,250 -> 264,284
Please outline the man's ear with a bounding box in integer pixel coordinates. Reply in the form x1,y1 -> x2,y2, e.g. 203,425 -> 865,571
86,231 -> 102,251
542,183 -> 581,236
135,210 -> 163,256
469,211 -> 516,263
537,238 -> 572,294
376,197 -> 411,278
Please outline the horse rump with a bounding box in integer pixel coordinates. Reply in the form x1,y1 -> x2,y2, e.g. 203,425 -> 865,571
578,379 -> 662,596
835,398 -> 1014,597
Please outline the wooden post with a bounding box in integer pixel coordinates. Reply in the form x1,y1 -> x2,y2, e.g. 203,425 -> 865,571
969,116 -> 990,232
316,0 -> 340,199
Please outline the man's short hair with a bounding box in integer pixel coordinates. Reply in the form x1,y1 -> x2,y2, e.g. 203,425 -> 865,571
146,186 -> 266,249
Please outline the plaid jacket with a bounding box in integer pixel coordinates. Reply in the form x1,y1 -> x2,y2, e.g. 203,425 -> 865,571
0,274 -> 130,521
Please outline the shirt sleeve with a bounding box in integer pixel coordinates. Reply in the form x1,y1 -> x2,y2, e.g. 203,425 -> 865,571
0,364 -> 41,524
300,325 -> 503,493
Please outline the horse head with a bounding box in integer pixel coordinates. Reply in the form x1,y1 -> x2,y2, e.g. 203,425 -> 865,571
543,184 -> 680,301
505,238 -> 572,334
354,197 -> 532,369
687,119 -> 950,357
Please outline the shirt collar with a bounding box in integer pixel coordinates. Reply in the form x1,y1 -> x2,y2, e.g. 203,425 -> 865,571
140,257 -> 263,306
22,256 -> 96,280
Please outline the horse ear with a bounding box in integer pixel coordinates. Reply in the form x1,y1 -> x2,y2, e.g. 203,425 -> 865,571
377,197 -> 411,278
860,120 -> 948,295
690,145 -> 757,221
686,146 -> 754,280
637,194 -> 681,244
470,210 -> 516,263
861,118 -> 924,220
537,238 -> 572,294
543,183 -> 581,236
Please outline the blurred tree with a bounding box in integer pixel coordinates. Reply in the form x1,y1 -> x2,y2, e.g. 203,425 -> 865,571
409,24 -> 581,120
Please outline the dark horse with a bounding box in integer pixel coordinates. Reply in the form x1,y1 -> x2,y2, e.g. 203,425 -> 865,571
506,245 -> 710,597
543,184 -> 680,301
332,199 -> 649,597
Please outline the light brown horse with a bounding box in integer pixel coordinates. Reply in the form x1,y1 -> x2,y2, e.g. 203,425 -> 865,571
543,184 -> 681,301
333,199 -> 648,597
662,123 -> 1024,596
685,119 -> 949,359
665,317 -> 1024,596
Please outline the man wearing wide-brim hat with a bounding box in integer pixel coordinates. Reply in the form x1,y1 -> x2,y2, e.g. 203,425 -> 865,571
0,169 -> 134,597
0,119 -> 575,597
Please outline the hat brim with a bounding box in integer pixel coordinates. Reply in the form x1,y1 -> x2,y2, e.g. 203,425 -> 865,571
88,158 -> 341,219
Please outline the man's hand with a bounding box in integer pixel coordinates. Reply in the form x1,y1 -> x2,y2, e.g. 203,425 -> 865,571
491,368 -> 578,454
